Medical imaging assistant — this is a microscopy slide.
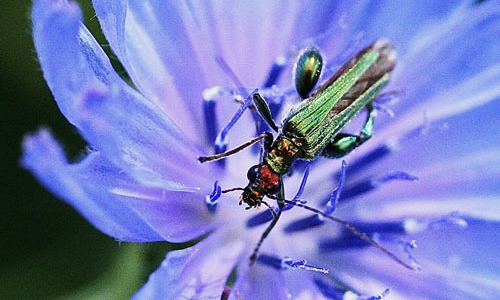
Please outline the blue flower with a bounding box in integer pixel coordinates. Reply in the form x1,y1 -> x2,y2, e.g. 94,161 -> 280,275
23,0 -> 500,299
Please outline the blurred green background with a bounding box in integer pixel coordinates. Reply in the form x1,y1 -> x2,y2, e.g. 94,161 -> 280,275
1,1 -> 150,298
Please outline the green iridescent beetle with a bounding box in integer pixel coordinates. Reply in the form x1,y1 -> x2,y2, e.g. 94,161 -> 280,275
200,39 -> 398,263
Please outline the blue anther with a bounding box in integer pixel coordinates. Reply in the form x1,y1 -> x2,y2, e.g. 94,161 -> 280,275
341,171 -> 417,201
215,88 -> 257,153
340,178 -> 376,201
284,215 -> 324,233
282,258 -> 328,274
318,221 -> 406,252
281,163 -> 311,211
257,254 -> 328,274
255,56 -> 287,135
367,288 -> 391,300
313,277 -> 346,300
343,142 -> 395,176
263,56 -> 287,88
374,172 -> 418,185
256,253 -> 283,270
348,221 -> 407,235
324,160 -> 346,215
205,180 -> 222,213
294,164 -> 311,200
319,236 -> 371,251
285,162 -> 345,233
429,212 -> 468,229
246,209 -> 275,227
203,97 -> 219,145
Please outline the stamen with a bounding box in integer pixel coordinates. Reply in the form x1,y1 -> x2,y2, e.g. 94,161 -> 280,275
282,258 -> 329,274
343,141 -> 398,176
214,89 -> 257,157
341,171 -> 417,201
318,219 -> 421,270
284,215 -> 324,233
202,95 -> 219,145
324,160 -> 346,215
281,199 -> 417,270
284,161 -> 345,233
372,233 -> 421,271
366,288 -> 391,300
313,277 -> 347,300
256,253 -> 328,274
403,212 -> 468,234
314,277 -> 391,300
283,163 -> 311,210
318,221 -> 407,250
204,180 -> 222,213
263,55 -> 287,88
203,87 -> 225,166
246,209 -> 275,227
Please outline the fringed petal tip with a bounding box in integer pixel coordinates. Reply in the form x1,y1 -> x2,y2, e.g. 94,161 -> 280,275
21,128 -> 161,241
22,129 -> 216,243
32,0 -> 81,22
21,128 -> 65,173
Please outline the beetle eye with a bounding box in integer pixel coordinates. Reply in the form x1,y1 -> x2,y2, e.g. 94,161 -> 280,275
247,164 -> 261,182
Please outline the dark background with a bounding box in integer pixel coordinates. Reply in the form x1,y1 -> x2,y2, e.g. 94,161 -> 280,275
0,1 -> 139,298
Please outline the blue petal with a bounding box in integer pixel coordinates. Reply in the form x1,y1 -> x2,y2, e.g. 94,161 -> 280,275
132,231 -> 244,299
347,0 -> 475,52
391,1 -> 500,118
22,129 -> 215,242
92,0 -> 359,143
32,0 -> 212,189
336,218 -> 500,298
231,259 -> 288,300
92,0 -> 210,144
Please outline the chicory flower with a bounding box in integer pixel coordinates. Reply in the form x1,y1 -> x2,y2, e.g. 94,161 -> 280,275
23,0 -> 500,299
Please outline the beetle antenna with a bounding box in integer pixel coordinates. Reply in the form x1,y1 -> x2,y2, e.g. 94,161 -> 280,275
221,187 -> 245,193
269,196 -> 416,270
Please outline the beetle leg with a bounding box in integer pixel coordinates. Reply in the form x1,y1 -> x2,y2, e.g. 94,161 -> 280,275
321,103 -> 376,159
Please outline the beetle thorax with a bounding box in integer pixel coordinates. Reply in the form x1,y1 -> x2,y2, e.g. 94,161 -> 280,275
264,135 -> 301,175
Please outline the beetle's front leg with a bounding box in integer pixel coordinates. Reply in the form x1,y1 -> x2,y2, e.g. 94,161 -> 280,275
321,103 -> 377,159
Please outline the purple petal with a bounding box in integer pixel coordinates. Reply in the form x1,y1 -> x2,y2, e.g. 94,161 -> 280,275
340,217 -> 500,299
132,230 -> 244,299
22,129 -> 215,242
32,0 -> 213,189
92,0 -> 209,144
231,259 -> 288,299
92,1 -> 364,143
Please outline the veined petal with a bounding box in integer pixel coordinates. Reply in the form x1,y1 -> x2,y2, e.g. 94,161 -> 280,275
390,0 -> 500,123
32,0 -> 213,189
341,218 -> 500,299
93,0 -> 207,144
132,230 -> 245,300
22,129 -> 161,241
76,85 -> 211,190
344,144 -> 500,223
32,0 -> 115,125
22,129 -> 215,242
347,0 -> 472,51
231,256 -> 288,300
92,0 -> 345,144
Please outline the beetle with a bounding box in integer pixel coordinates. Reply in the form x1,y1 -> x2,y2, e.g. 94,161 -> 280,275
199,39 -> 404,266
